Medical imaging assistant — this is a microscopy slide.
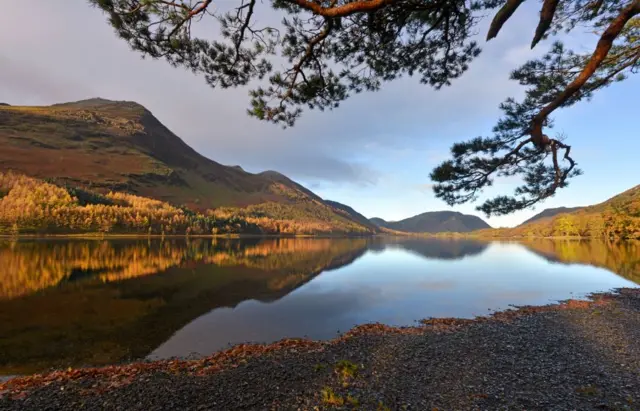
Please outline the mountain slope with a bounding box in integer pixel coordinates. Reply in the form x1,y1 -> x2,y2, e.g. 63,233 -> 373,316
0,98 -> 374,234
369,217 -> 389,228
1,98 -> 284,208
482,185 -> 640,239
520,207 -> 583,226
370,211 -> 491,233
324,200 -> 380,232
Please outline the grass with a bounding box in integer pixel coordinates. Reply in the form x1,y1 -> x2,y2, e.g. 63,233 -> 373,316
346,394 -> 360,407
334,359 -> 360,387
321,387 -> 344,406
335,359 -> 359,379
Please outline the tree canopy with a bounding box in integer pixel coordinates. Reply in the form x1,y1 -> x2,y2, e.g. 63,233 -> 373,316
90,0 -> 640,215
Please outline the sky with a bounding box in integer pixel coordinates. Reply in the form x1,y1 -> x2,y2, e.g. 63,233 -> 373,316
1,1 -> 638,227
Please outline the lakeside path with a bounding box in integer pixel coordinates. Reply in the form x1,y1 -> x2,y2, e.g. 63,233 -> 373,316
2,289 -> 640,410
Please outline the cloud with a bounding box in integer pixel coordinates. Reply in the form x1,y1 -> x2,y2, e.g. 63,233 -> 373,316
0,0 -> 582,205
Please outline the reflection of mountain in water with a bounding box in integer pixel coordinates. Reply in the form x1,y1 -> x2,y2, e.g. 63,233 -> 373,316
0,238 -> 368,374
519,240 -> 640,284
378,237 -> 489,260
4,237 -> 634,375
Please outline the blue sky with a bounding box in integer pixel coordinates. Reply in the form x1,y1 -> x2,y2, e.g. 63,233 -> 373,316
1,1 -> 638,227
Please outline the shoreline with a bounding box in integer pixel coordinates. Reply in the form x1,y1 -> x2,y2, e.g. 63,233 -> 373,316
2,287 -> 640,409
0,233 -> 384,240
1,233 -> 635,241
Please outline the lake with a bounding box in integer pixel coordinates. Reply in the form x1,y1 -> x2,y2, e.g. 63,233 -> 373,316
0,237 -> 638,375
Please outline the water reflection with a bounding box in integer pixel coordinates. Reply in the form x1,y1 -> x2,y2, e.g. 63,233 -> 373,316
518,239 -> 640,284
0,237 -> 368,374
0,237 -> 637,375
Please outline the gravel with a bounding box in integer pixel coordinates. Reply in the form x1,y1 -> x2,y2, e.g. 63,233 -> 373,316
2,288 -> 640,410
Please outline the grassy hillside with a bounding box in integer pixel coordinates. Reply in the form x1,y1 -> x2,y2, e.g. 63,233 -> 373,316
0,99 -> 374,235
479,185 -> 640,239
370,211 -> 491,233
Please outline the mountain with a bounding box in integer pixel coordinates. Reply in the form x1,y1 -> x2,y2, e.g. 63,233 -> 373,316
324,200 -> 380,232
369,217 -> 390,228
1,98 -> 290,208
369,211 -> 491,233
482,185 -> 640,239
520,207 -> 584,225
0,99 -> 374,235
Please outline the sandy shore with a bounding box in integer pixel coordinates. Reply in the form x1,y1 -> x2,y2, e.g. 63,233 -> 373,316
2,288 -> 640,410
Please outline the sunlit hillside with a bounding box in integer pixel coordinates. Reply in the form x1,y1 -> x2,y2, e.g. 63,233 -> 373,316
0,171 -> 375,236
477,185 -> 640,239
0,100 -> 377,235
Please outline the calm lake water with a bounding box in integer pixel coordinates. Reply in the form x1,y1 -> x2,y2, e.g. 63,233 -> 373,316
0,237 -> 638,375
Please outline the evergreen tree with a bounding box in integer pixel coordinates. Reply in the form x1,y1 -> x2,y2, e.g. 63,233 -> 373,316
90,0 -> 640,215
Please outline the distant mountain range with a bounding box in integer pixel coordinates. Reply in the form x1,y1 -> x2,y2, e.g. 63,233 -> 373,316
3,97 -> 635,238
370,211 -> 491,233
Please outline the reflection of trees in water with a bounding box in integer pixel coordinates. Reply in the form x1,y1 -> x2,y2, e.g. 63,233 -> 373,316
0,236 -> 506,299
2,237 -> 636,375
520,240 -> 640,284
0,238 -> 370,299
0,238 -> 370,374
375,237 -> 489,260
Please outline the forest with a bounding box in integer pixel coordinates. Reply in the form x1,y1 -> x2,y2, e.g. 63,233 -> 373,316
0,172 -> 373,236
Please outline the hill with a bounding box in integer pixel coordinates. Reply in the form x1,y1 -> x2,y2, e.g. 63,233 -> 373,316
369,211 -> 491,233
480,185 -> 640,239
324,200 -> 380,232
520,207 -> 584,226
0,99 -> 374,235
369,217 -> 390,228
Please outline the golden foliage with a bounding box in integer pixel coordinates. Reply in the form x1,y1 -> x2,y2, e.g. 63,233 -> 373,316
210,201 -> 374,235
0,171 -> 257,235
0,172 -> 374,236
478,185 -> 640,239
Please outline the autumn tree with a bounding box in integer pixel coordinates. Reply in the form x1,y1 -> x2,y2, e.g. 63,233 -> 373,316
90,0 -> 640,215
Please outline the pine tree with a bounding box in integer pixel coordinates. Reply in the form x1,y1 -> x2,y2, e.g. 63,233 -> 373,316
90,0 -> 640,215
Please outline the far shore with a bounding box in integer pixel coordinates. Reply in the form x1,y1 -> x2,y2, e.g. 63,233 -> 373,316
0,233 -> 383,240
0,232 -> 633,241
2,288 -> 640,410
